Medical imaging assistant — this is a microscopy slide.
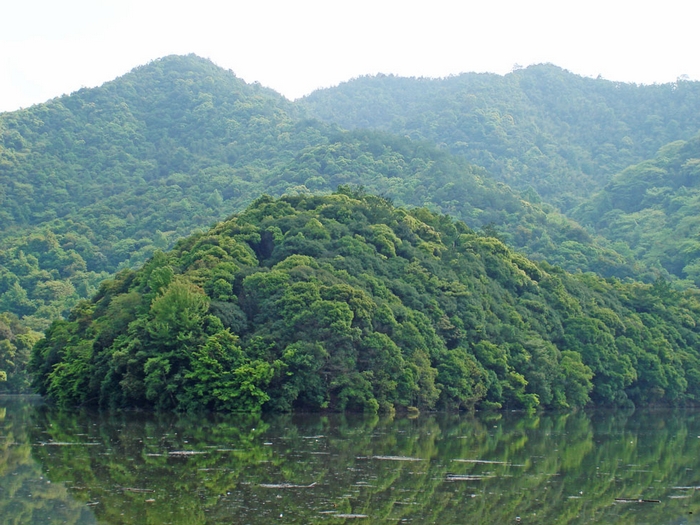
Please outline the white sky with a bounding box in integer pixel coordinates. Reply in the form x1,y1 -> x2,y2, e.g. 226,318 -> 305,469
1,0 -> 699,113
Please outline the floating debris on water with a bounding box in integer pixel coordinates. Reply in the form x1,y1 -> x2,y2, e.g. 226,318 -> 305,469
318,511 -> 368,518
446,474 -> 496,481
39,442 -> 101,446
369,456 -> 424,461
259,482 -> 317,489
452,459 -> 507,464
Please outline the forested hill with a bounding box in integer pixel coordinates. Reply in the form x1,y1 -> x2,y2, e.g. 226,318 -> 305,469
30,191 -> 700,412
573,134 -> 700,287
300,65 -> 700,209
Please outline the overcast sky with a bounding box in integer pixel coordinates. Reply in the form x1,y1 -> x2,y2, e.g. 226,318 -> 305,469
2,0 -> 699,113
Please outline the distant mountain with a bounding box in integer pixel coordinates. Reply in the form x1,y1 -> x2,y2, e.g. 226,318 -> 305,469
300,65 -> 700,209
265,130 -> 642,280
0,54 -> 317,233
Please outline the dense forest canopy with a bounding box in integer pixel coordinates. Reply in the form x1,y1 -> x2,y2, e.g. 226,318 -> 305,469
30,191 -> 700,412
0,56 -> 325,333
301,67 -> 700,291
268,130 -> 644,280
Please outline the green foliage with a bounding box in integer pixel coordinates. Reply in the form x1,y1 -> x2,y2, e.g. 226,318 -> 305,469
5,56 -> 677,392
299,67 -> 700,289
264,130 -> 642,280
183,330 -> 273,412
0,55 -> 322,354
31,192 -> 700,412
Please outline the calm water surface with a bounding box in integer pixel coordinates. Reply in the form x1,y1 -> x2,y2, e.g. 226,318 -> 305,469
2,396 -> 700,524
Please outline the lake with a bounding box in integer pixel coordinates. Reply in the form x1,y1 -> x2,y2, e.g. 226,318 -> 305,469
2,396 -> 700,524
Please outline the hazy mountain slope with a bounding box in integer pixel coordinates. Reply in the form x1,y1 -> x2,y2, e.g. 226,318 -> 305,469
300,65 -> 700,209
573,134 -> 700,286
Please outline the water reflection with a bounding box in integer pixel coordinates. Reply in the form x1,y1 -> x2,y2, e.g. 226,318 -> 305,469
0,396 -> 98,525
2,397 -> 700,524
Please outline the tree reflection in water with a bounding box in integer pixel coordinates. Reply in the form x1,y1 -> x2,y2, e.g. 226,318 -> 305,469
2,397 -> 700,524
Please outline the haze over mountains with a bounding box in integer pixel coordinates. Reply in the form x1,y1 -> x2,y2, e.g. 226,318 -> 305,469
4,54 -> 700,409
